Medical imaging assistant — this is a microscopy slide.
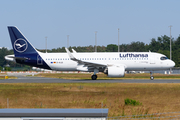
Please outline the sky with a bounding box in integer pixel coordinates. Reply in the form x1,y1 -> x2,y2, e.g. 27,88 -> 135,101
1,0 -> 180,49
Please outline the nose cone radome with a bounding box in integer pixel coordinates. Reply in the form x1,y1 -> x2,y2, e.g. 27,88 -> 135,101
170,60 -> 175,68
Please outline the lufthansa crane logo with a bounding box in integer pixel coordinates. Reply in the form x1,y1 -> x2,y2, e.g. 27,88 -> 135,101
14,38 -> 28,53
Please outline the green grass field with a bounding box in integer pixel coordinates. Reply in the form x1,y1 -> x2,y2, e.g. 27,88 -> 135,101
0,73 -> 180,118
0,83 -> 180,118
0,76 -> 17,79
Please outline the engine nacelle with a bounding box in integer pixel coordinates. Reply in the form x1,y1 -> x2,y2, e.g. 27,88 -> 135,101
107,66 -> 125,77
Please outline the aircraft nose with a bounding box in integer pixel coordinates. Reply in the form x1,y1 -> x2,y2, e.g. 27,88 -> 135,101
170,60 -> 175,67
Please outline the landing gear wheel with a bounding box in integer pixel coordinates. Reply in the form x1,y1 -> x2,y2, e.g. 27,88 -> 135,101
150,76 -> 154,80
150,72 -> 154,80
91,75 -> 97,80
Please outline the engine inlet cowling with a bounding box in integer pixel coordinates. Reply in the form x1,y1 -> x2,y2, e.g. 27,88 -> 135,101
107,66 -> 125,77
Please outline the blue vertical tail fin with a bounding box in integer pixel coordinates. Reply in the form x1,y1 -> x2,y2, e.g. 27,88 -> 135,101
7,26 -> 51,70
8,26 -> 37,56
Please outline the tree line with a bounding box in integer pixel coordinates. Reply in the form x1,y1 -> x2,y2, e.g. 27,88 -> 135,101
1,35 -> 180,69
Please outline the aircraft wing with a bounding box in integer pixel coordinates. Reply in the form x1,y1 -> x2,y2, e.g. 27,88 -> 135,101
65,48 -> 106,68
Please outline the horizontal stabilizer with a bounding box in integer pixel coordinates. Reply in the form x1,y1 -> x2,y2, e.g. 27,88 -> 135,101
5,55 -> 28,60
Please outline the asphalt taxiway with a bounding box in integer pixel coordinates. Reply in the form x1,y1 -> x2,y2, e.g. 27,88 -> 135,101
1,75 -> 180,83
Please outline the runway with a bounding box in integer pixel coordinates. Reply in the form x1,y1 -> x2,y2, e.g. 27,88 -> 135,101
1,75 -> 180,83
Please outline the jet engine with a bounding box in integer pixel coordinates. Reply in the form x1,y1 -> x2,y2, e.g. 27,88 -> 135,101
106,65 -> 125,77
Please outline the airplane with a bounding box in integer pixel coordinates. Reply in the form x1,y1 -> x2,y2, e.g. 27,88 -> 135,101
5,26 -> 175,80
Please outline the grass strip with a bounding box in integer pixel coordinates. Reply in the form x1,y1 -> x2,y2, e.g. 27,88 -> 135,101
0,83 -> 179,118
35,73 -> 180,79
0,76 -> 17,79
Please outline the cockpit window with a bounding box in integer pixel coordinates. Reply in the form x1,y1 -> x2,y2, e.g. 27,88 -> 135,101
160,56 -> 169,60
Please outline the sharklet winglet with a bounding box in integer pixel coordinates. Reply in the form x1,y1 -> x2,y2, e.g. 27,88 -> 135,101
65,48 -> 77,60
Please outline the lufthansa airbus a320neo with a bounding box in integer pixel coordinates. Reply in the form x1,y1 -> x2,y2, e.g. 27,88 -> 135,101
5,26 -> 175,80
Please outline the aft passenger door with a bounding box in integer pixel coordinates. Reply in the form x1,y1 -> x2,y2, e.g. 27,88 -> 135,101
37,55 -> 43,65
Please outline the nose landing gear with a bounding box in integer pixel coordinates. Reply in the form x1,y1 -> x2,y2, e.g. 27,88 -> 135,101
150,72 -> 154,80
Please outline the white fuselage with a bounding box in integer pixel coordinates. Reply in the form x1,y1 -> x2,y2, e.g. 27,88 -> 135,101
38,52 -> 175,71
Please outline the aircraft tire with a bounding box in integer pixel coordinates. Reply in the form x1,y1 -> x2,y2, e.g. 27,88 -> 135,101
91,75 -> 97,80
150,76 -> 154,80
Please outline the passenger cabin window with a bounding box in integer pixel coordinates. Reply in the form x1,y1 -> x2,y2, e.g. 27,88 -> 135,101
160,56 -> 168,60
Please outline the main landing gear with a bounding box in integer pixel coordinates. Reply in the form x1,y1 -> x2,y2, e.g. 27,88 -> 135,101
91,75 -> 97,80
91,69 -> 99,80
150,72 -> 154,80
